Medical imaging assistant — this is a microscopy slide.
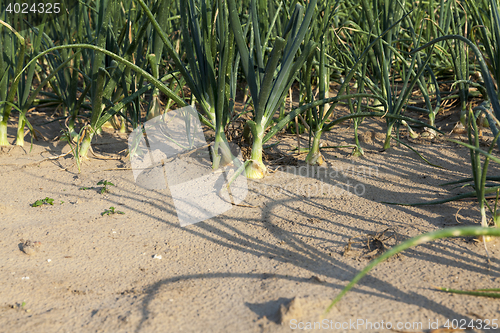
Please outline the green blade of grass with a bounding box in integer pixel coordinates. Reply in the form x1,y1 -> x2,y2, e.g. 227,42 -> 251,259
435,287 -> 500,298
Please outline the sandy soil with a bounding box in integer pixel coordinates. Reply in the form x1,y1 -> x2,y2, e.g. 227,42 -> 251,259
1,110 -> 500,333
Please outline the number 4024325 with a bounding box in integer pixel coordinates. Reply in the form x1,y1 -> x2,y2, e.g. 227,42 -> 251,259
444,318 -> 498,330
5,2 -> 61,14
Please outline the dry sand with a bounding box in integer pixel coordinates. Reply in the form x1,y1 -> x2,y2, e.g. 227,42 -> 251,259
1,112 -> 499,333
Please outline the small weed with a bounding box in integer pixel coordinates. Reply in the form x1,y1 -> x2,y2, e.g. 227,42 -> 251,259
101,206 -> 124,216
32,197 -> 54,207
10,301 -> 27,311
79,180 -> 115,194
97,180 -> 115,194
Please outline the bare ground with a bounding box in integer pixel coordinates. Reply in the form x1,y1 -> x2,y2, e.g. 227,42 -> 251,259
1,110 -> 500,333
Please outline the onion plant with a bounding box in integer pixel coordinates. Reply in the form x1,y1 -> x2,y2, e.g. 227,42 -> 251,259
412,35 -> 500,147
11,18 -> 46,146
390,110 -> 500,227
357,0 -> 439,150
384,34 -> 500,239
304,3 -> 500,314
325,9 -> 379,157
54,0 -> 174,159
449,108 -> 500,229
0,19 -> 26,146
11,0 -> 122,155
135,0 -> 240,169
401,1 -> 443,128
145,0 -> 172,121
335,21 -> 371,157
105,0 -> 173,132
427,0 -> 470,126
40,1 -> 96,140
447,1 -> 470,123
73,0 -> 118,159
179,0 -> 238,168
299,7 -> 435,164
441,107 -> 500,251
465,0 -> 500,128
227,0 -> 319,178
300,0 -> 337,163
13,0 -> 165,152
18,40 -> 188,164
359,0 -> 403,150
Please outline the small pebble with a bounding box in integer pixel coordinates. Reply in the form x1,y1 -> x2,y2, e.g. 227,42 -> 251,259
153,254 -> 162,260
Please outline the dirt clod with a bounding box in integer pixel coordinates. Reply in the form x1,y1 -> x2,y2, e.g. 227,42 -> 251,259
20,240 -> 41,255
279,297 -> 302,325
